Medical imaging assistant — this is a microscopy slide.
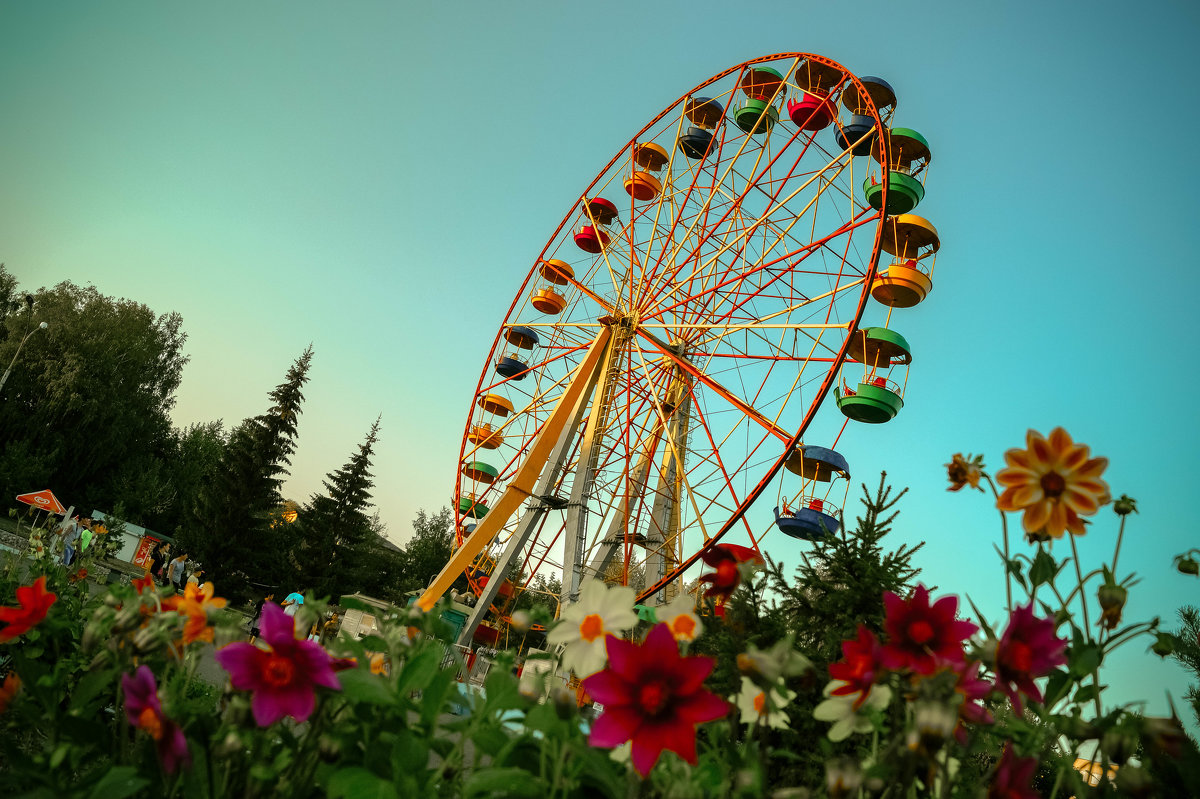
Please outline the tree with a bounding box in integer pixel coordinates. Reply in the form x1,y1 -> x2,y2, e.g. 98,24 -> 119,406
182,347 -> 313,602
397,507 -> 468,597
0,266 -> 188,519
1170,605 -> 1200,729
293,418 -> 382,599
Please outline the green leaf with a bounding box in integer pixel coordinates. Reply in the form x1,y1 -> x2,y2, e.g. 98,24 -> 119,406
522,701 -> 562,736
1029,548 -> 1061,589
338,669 -> 397,706
396,646 -> 442,695
463,767 -> 547,798
484,667 -> 523,716
359,635 -> 388,652
419,667 -> 459,727
87,766 -> 150,799
1043,667 -> 1072,707
470,725 -> 512,757
328,767 -> 400,799
1074,683 -> 1105,704
390,729 -> 430,783
1068,643 -> 1103,678
965,596 -> 997,639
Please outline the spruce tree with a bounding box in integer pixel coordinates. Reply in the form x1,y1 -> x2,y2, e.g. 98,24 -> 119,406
183,346 -> 314,602
294,417 -> 381,600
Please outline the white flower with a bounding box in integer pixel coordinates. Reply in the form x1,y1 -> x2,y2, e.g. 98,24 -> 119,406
546,580 -> 638,677
812,680 -> 892,742
657,593 -> 704,643
735,676 -> 795,729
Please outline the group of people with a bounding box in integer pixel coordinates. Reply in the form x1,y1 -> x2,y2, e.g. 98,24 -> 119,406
56,516 -> 104,567
145,541 -> 202,591
247,591 -> 340,645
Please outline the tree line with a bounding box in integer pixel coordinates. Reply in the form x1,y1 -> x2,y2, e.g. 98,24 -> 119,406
0,264 -> 459,606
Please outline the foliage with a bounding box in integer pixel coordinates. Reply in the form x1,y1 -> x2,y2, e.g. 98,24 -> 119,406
396,507 -> 468,597
292,418 -> 383,600
1170,605 -> 1200,729
182,347 -> 314,604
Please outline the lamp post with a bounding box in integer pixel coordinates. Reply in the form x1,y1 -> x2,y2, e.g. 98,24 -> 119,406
0,321 -> 48,393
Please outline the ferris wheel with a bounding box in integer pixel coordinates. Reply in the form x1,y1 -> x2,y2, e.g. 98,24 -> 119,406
417,53 -> 942,645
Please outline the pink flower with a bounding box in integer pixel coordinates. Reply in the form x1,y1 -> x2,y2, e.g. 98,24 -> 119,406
952,660 -> 994,743
583,623 -> 728,777
121,666 -> 191,774
215,602 -> 341,726
828,625 -> 884,709
993,604 -> 1067,713
881,585 -> 978,674
988,745 -> 1039,799
698,544 -> 764,615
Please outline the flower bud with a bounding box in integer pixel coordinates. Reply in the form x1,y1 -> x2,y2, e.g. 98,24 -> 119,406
1113,495 -> 1137,516
103,594 -> 122,608
1176,556 -> 1199,576
132,626 -> 160,654
510,610 -> 532,635
213,732 -> 243,758
88,649 -> 114,673
317,735 -> 342,762
1096,583 -> 1127,631
551,686 -> 576,720
825,758 -> 862,799
112,604 -> 143,634
1151,633 -> 1176,658
907,701 -> 957,755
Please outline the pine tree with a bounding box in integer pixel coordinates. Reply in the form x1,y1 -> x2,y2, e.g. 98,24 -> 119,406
182,346 -> 314,602
293,417 -> 381,599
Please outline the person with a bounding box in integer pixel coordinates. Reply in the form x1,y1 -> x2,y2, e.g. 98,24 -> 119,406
59,517 -> 81,567
281,592 -> 305,617
79,518 -> 95,552
320,612 -> 340,646
186,567 -> 204,587
167,552 -> 189,591
248,592 -> 274,643
150,542 -> 172,585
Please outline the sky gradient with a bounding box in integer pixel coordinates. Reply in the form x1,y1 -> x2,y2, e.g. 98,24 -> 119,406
3,1 -> 1199,728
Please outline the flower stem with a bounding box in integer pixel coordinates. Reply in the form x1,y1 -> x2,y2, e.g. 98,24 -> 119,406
984,475 -> 1013,614
1111,514 -> 1127,575
1068,535 -> 1091,633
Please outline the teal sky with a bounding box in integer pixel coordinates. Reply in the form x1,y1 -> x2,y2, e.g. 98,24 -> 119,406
3,2 -> 1199,726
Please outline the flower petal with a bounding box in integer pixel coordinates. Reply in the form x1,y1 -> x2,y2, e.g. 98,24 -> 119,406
260,603 -> 296,648
215,643 -> 268,691
589,705 -> 641,748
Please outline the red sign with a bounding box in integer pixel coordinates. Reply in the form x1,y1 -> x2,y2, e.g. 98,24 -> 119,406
15,489 -> 67,515
132,536 -> 161,568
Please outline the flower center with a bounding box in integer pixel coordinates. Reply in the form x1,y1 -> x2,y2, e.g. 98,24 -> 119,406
908,620 -> 935,645
579,613 -> 605,642
1003,640 -> 1033,675
716,560 -> 739,588
671,615 -> 696,640
637,680 -> 670,716
138,707 -> 164,740
263,654 -> 296,688
753,691 -> 766,716
1040,471 -> 1066,499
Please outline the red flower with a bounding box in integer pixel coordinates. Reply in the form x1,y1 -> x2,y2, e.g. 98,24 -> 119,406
951,660 -> 994,743
68,568 -> 88,584
122,666 -> 191,774
988,745 -> 1039,799
698,544 -> 763,613
0,576 -> 57,643
880,585 -> 977,674
583,623 -> 728,776
0,672 -> 20,714
994,604 -> 1066,713
828,625 -> 884,708
133,575 -> 155,594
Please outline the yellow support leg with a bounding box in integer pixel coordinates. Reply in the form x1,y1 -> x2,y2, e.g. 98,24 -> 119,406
417,325 -> 613,612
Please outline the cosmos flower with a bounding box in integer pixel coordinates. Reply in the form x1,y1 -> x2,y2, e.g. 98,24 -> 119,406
168,581 -> 227,646
828,625 -> 885,708
950,660 -> 993,743
988,745 -> 1039,799
735,676 -> 795,729
737,635 -> 813,687
813,679 -> 893,742
583,623 -> 728,776
993,604 -> 1067,713
881,585 -> 978,674
132,575 -> 156,594
656,593 -> 704,644
0,576 -> 57,644
546,580 -> 639,678
995,427 -> 1110,539
122,666 -> 191,774
698,544 -> 764,613
215,603 -> 342,726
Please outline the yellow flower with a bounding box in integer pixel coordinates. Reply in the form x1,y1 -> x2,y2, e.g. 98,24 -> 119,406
995,428 -> 1110,539
170,582 -> 227,645
945,453 -> 983,492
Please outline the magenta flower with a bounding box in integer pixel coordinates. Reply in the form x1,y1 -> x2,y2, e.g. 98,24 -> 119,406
952,660 -> 994,744
583,623 -> 728,777
994,604 -> 1067,713
988,745 -> 1039,799
215,602 -> 341,726
121,666 -> 191,774
880,585 -> 978,674
828,625 -> 885,709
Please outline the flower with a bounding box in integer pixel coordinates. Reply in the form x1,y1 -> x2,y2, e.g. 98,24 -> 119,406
735,676 -> 795,729
582,623 -> 728,776
133,574 -> 156,593
993,604 -> 1067,713
1096,572 -> 1127,631
737,634 -> 813,686
952,660 -> 993,743
988,745 -> 1039,799
813,679 -> 892,742
215,602 -> 342,726
122,666 -> 191,774
698,544 -> 764,612
168,581 -> 227,645
0,672 -> 20,714
945,453 -> 984,492
828,625 -> 884,707
995,427 -> 1110,539
68,567 -> 88,584
0,576 -> 57,643
656,593 -> 704,644
881,585 -> 978,674
546,579 -> 639,678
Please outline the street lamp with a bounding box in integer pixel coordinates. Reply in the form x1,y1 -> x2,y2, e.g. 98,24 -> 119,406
0,321 -> 48,393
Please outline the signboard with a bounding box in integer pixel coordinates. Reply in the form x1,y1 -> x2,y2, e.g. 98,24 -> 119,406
132,536 -> 161,568
15,489 -> 67,516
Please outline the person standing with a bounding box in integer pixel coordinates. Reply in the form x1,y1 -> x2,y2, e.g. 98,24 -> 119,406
167,552 -> 189,591
248,593 -> 274,643
150,543 -> 172,586
59,517 -> 81,567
